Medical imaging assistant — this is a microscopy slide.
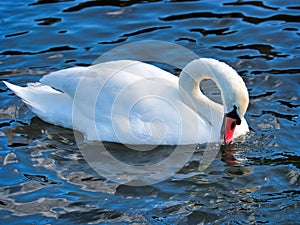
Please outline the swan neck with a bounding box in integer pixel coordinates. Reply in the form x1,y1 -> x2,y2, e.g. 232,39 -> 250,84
179,59 -> 223,125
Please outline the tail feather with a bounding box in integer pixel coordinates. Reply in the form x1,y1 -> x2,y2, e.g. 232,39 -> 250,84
3,81 -> 73,129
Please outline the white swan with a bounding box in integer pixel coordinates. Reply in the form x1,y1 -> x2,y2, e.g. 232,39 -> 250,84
3,58 -> 249,145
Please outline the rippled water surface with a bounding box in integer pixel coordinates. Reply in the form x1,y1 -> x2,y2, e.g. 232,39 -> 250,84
1,0 -> 300,224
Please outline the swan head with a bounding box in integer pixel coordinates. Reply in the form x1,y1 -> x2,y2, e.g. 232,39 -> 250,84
222,77 -> 249,145
180,58 -> 249,144
197,58 -> 249,145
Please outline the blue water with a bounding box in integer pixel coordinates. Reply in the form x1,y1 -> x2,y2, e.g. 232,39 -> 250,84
1,0 -> 300,224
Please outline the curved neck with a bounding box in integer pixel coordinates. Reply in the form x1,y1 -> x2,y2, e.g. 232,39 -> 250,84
178,59 -> 228,126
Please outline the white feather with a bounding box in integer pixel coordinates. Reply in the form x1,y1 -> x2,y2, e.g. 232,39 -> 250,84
4,59 -> 249,145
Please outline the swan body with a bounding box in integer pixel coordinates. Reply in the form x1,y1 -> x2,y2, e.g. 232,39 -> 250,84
4,58 -> 249,145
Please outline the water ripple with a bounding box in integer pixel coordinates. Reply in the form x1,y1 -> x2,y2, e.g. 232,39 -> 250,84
160,11 -> 300,24
4,31 -> 30,38
99,26 -> 172,45
34,17 -> 62,26
63,0 -> 161,12
1,46 -> 77,56
190,27 -> 237,36
223,1 -> 279,10
213,44 -> 288,60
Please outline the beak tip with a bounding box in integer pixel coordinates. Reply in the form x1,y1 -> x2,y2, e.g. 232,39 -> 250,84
225,140 -> 233,145
224,117 -> 237,146
224,136 -> 233,145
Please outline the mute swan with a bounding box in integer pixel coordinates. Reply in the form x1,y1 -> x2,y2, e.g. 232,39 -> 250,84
3,58 -> 249,145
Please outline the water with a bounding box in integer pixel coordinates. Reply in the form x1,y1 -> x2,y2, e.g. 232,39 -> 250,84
0,0 -> 300,224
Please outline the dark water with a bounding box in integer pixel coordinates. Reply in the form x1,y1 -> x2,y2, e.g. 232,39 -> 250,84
1,0 -> 300,224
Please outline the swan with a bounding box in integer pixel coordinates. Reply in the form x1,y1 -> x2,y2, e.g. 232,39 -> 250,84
3,58 -> 249,145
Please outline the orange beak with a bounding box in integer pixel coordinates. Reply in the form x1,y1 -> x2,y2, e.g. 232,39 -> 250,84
224,117 -> 237,145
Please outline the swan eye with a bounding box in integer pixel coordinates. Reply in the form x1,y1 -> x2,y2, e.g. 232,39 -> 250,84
226,105 -> 241,125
